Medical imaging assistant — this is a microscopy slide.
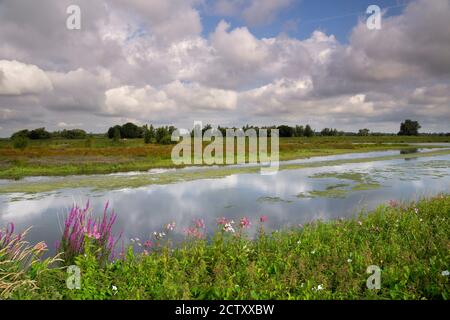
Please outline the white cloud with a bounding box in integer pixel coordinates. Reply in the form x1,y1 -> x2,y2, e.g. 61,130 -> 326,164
0,0 -> 449,135
0,60 -> 52,95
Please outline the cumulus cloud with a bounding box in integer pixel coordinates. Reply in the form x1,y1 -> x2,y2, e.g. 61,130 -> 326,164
0,0 -> 449,135
0,60 -> 52,95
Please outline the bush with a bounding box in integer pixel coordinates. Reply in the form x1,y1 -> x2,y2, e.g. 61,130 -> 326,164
159,134 -> 174,145
60,129 -> 87,139
12,136 -> 29,150
84,136 -> 94,148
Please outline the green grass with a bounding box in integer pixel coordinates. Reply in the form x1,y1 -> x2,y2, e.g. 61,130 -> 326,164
0,135 -> 448,179
4,194 -> 449,300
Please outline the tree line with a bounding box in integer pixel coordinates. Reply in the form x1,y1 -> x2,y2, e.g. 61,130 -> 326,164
9,119 -> 449,150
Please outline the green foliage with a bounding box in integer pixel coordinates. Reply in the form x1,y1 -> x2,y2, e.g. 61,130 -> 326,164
358,128 -> 370,136
112,126 -> 121,143
399,119 -> 421,136
277,125 -> 295,137
320,128 -> 340,136
60,129 -> 87,139
12,128 -> 51,140
28,128 -> 51,140
84,136 -> 94,148
144,125 -> 155,144
304,124 -> 314,137
6,195 -> 450,300
12,135 -> 29,150
120,122 -> 144,139
11,129 -> 29,139
155,126 -> 176,144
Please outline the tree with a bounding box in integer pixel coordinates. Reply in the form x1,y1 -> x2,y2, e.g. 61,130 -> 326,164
294,125 -> 304,137
358,128 -> 370,136
27,128 -> 51,140
144,125 -> 155,144
320,128 -> 338,136
304,124 -> 314,137
107,125 -> 122,139
120,122 -> 143,139
11,129 -> 29,140
277,125 -> 294,137
398,120 -> 421,136
113,126 -> 121,142
60,129 -> 87,139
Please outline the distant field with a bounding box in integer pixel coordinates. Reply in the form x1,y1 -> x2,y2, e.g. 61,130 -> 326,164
0,135 -> 449,179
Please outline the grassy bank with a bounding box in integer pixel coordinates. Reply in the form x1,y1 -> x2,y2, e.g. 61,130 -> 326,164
2,195 -> 449,300
0,136 -> 449,179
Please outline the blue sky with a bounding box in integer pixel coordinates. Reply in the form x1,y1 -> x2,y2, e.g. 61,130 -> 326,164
201,0 -> 411,42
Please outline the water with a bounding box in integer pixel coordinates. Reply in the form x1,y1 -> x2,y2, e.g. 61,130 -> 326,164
0,148 -> 449,254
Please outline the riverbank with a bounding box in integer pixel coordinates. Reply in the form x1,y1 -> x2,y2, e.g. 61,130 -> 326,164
2,194 -> 449,300
1,136 -> 449,179
1,147 -> 449,194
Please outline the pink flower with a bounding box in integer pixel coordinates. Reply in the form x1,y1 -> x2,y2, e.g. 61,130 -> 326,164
184,227 -> 204,239
194,218 -> 205,229
260,215 -> 268,223
240,217 -> 251,229
144,240 -> 153,248
217,217 -> 229,226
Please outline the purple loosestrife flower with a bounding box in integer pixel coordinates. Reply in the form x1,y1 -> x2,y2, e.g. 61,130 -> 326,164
194,218 -> 205,229
260,215 -> 268,223
240,217 -> 251,229
217,217 -> 229,226
59,201 -> 122,265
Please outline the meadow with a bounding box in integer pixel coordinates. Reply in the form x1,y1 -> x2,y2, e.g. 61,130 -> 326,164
0,135 -> 449,179
1,194 -> 448,300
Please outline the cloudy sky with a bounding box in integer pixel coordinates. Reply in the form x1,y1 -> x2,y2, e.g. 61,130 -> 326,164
0,0 -> 449,136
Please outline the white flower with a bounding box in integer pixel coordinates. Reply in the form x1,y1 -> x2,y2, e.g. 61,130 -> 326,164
347,258 -> 352,263
313,284 -> 324,291
112,285 -> 118,295
297,240 -> 301,245
442,270 -> 450,277
224,222 -> 235,233
311,250 -> 316,254
414,208 -> 419,214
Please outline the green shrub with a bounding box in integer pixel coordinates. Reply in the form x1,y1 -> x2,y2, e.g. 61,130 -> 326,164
12,136 -> 29,150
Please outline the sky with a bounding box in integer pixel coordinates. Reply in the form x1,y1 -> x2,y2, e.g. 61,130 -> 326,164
0,0 -> 449,137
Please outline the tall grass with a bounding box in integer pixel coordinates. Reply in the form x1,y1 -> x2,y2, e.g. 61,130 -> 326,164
0,224 -> 58,299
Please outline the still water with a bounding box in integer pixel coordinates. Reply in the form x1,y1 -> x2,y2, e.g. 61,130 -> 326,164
0,149 -> 449,253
